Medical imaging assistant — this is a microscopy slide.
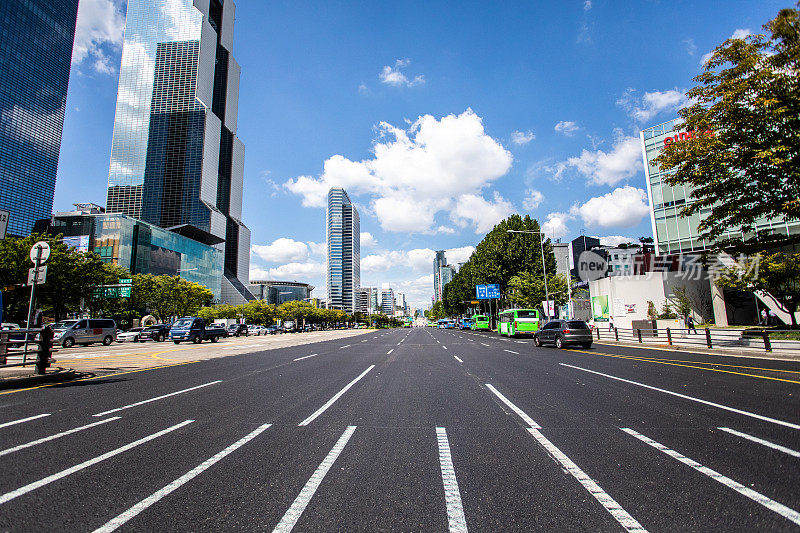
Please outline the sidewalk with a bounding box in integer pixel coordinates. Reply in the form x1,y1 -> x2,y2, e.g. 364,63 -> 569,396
0,364 -> 77,390
593,337 -> 800,361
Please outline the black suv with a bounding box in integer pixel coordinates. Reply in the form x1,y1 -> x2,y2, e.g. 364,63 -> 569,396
144,324 -> 171,342
227,323 -> 249,337
534,320 -> 593,349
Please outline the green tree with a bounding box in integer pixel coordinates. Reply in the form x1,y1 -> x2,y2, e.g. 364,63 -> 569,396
672,286 -> 693,319
716,252 -> 800,327
506,272 -> 569,310
655,5 -> 800,249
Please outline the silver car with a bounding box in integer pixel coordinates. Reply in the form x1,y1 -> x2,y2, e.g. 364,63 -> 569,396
52,318 -> 117,348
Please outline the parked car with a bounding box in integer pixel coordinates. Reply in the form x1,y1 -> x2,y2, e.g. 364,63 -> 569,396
143,324 -> 171,342
282,321 -> 296,333
169,317 -> 225,344
248,325 -> 267,336
533,320 -> 593,349
117,327 -> 147,343
266,325 -> 281,335
0,323 -> 24,347
227,323 -> 249,337
52,318 -> 117,348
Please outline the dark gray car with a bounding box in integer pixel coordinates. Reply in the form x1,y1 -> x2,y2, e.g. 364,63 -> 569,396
534,320 -> 593,349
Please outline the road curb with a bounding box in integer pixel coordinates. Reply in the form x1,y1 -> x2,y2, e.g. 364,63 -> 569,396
0,367 -> 78,390
593,340 -> 800,361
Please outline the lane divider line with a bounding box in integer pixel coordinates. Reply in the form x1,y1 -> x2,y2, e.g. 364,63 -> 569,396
0,413 -> 50,429
528,428 -> 647,532
93,381 -> 222,417
298,366 -> 375,426
0,420 -> 194,506
443,346 -> 448,350
480,343 -> 490,347
339,344 -> 351,349
272,426 -> 357,532
454,356 -> 463,363
436,428 -> 468,533
484,384 -> 540,429
293,354 -> 318,362
560,363 -> 800,430
621,427 -> 800,526
504,349 -> 519,354
718,427 -> 800,458
0,417 -> 121,458
387,349 -> 393,355
94,423 -> 272,533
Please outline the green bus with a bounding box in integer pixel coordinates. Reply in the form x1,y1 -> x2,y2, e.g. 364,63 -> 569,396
471,314 -> 490,330
498,309 -> 540,337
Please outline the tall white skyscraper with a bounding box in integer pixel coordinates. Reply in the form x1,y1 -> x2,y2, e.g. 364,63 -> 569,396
326,188 -> 360,313
105,0 -> 252,304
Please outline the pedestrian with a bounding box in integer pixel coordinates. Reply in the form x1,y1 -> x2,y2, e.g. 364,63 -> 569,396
769,310 -> 777,326
760,309 -> 767,326
609,318 -> 614,331
686,314 -> 697,334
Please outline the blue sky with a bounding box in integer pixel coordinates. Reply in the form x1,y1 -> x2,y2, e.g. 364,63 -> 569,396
58,0 -> 783,308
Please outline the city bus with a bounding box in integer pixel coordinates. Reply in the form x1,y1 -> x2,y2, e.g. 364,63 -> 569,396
437,319 -> 456,329
470,314 -> 490,330
498,308 -> 540,337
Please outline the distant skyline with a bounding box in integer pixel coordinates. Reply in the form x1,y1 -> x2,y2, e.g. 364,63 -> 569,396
56,0 -> 783,308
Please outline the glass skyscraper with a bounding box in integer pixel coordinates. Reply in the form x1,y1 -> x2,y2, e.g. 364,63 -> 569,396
106,0 -> 252,304
0,0 -> 79,236
326,188 -> 360,313
433,250 -> 448,301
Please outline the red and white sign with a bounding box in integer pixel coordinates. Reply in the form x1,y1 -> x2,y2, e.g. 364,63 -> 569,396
663,129 -> 715,146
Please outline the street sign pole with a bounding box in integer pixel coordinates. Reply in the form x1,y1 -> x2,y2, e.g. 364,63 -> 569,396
24,244 -> 45,362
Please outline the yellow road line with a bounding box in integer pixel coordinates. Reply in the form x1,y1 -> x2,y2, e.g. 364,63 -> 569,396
587,351 -> 800,375
53,344 -> 207,362
568,349 -> 800,385
0,360 -> 199,396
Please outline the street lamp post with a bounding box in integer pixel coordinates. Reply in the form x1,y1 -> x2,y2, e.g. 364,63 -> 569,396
507,230 -> 551,320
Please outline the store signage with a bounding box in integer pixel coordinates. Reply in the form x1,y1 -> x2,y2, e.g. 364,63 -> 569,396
663,129 -> 715,146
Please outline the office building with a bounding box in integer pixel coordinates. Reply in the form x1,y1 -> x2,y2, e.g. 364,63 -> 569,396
43,205 -> 223,299
249,280 -> 313,305
0,1 -> 79,236
433,250 -> 447,301
380,288 -> 394,315
641,119 -> 800,254
570,235 -> 601,279
326,188 -> 360,313
552,242 -> 571,279
357,287 -> 379,314
105,0 -> 252,304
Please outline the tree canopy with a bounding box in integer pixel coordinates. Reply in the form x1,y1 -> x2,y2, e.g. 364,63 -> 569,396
655,4 -> 800,250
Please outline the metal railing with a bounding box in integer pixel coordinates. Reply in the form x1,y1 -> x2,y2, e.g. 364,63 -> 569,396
0,326 -> 54,375
591,325 -> 800,353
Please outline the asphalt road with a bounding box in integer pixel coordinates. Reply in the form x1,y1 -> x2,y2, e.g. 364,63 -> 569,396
0,327 -> 798,532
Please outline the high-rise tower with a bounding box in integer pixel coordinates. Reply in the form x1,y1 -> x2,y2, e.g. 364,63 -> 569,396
106,0 -> 252,303
433,250 -> 447,301
0,1 -> 79,236
326,188 -> 360,313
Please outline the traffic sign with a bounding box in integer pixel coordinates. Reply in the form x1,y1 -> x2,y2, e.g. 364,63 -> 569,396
119,278 -> 132,284
475,284 -> 501,299
30,241 -> 50,264
28,265 -> 47,285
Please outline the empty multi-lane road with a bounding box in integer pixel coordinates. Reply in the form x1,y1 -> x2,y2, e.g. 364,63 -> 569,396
1,327 -> 799,532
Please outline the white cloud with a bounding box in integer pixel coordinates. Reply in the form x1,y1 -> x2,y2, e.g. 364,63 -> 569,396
360,232 -> 377,248
583,0 -> 592,10
267,261 -> 326,280
683,38 -> 697,56
511,130 -> 535,145
284,109 -> 513,234
541,212 -> 574,239
522,189 -> 544,211
701,29 -> 751,66
72,0 -> 125,74
251,238 -> 309,263
451,191 -> 515,234
576,186 -> 650,228
362,245 -> 475,273
446,246 -> 475,265
379,59 -> 425,87
307,241 -> 326,257
597,235 -> 638,246
554,121 -> 579,136
559,134 -> 643,186
616,87 -> 688,123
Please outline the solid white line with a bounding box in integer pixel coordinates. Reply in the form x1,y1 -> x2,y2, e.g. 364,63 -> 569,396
484,384 -> 540,429
480,343 -> 490,347
622,427 -> 800,526
528,428 -> 647,532
387,349 -> 393,355
442,346 -> 448,350
361,339 -> 368,342
293,354 -> 318,361
560,364 -> 800,430
0,417 -> 121,458
272,426 -> 357,532
339,344 -> 351,349
94,423 -> 271,533
0,413 -> 50,429
0,420 -> 193,506
718,427 -> 800,458
298,366 -> 375,426
436,428 -> 468,533
93,381 -> 222,417
454,356 -> 464,363
504,349 -> 519,354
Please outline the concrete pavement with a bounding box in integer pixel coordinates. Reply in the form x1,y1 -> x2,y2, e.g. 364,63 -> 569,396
0,327 -> 798,531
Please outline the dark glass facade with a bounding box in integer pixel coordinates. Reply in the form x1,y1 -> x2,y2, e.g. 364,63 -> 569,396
0,0 -> 78,236
326,188 -> 360,313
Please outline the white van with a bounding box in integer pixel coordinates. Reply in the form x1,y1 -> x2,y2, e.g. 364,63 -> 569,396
52,318 -> 117,348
